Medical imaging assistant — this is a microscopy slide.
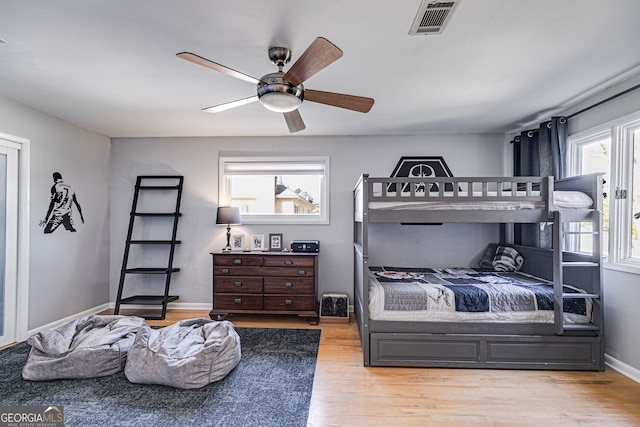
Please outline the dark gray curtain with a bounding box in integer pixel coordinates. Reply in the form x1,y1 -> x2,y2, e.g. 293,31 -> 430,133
512,116 -> 567,248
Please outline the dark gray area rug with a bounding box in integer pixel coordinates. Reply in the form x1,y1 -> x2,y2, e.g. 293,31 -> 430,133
0,328 -> 321,427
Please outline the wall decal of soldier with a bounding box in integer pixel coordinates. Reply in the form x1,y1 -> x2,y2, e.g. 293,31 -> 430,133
40,172 -> 84,233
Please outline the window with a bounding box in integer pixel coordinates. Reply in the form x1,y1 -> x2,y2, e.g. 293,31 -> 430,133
219,157 -> 329,224
569,112 -> 640,271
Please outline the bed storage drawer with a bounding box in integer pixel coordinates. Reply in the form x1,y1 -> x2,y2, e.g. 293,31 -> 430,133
370,333 -> 601,370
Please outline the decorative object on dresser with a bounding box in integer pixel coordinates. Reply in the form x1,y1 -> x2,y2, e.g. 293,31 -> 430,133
250,234 -> 265,251
231,234 -> 245,251
268,233 -> 283,251
216,206 -> 242,252
211,252 -> 318,324
320,292 -> 349,323
291,240 -> 320,253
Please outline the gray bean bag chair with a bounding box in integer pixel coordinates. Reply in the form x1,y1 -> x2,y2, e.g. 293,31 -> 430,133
124,318 -> 241,389
22,314 -> 146,381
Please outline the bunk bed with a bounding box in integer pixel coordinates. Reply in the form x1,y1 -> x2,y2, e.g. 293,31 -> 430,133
353,173 -> 604,370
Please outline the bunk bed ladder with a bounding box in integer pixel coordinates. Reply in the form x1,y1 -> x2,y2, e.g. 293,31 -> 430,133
552,210 -> 602,335
114,175 -> 183,320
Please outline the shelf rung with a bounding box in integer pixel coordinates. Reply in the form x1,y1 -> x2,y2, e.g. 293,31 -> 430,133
563,231 -> 599,235
562,261 -> 599,267
132,212 -> 182,217
562,293 -> 599,299
119,295 -> 179,305
128,240 -> 182,244
124,267 -> 180,274
137,185 -> 180,190
561,323 -> 600,332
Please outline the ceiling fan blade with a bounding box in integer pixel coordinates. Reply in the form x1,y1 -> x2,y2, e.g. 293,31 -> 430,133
176,52 -> 262,85
283,109 -> 306,133
202,96 -> 259,114
283,37 -> 343,86
305,89 -> 374,113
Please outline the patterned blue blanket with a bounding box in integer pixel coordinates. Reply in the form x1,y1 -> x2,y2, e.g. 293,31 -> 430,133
370,267 -> 587,315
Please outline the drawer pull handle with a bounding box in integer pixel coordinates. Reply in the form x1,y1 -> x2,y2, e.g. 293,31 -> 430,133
233,259 -> 242,264
298,270 -> 306,275
284,260 -> 293,265
221,268 -> 229,274
284,282 -> 293,287
234,281 -> 242,287
285,299 -> 293,305
234,298 -> 242,304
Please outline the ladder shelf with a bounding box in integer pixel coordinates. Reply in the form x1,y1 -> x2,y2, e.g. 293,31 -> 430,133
114,175 -> 183,320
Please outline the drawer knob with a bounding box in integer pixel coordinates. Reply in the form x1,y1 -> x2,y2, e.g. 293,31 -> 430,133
233,259 -> 242,264
284,260 -> 293,265
285,299 -> 293,305
234,298 -> 242,304
284,282 -> 293,287
221,268 -> 229,274
298,270 -> 306,275
234,281 -> 242,287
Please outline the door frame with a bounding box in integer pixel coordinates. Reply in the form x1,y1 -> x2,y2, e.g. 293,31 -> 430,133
0,132 -> 30,345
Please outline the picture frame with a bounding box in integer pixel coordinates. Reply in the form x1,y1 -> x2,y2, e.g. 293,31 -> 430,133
231,234 -> 245,251
269,233 -> 283,251
250,234 -> 265,251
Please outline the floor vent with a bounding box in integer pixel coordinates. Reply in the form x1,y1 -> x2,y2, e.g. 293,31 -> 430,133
409,0 -> 461,35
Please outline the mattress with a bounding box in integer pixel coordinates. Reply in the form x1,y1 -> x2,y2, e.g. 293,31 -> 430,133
368,267 -> 592,324
369,190 -> 593,211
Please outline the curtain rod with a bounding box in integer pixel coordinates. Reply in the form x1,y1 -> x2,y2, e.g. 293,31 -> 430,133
566,81 -> 640,119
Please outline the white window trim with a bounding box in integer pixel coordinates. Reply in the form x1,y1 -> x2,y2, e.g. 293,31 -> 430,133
219,156 -> 330,225
568,109 -> 640,274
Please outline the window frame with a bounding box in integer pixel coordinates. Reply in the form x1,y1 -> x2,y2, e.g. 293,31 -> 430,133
219,156 -> 330,225
568,109 -> 640,273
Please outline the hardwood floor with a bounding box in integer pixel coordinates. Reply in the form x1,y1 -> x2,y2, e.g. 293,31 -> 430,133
113,309 -> 640,426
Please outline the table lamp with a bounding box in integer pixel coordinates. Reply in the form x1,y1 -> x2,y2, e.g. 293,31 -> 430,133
216,206 -> 242,251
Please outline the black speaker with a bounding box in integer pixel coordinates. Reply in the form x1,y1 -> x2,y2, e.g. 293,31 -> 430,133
320,293 -> 349,323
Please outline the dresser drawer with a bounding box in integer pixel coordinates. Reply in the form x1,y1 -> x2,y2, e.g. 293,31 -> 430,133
264,256 -> 315,267
214,294 -> 263,310
214,277 -> 262,293
214,256 -> 263,267
264,277 -> 314,294
264,295 -> 315,311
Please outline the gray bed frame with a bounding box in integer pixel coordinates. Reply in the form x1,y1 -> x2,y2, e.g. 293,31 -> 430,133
353,173 -> 604,370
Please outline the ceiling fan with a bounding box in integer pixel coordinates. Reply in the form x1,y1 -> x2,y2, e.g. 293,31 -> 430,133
176,37 -> 375,133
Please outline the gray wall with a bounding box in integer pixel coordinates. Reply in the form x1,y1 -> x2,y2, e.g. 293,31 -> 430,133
0,95 -> 111,331
109,134 -> 505,306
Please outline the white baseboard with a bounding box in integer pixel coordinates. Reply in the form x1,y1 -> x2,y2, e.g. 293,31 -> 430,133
24,303 -> 111,339
605,353 -> 640,384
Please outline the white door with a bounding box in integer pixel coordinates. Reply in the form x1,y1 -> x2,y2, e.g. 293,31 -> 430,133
0,139 -> 19,347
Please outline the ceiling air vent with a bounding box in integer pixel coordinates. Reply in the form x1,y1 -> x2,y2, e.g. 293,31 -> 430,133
409,0 -> 461,35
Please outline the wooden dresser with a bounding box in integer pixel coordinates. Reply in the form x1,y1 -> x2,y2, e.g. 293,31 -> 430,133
210,252 -> 318,324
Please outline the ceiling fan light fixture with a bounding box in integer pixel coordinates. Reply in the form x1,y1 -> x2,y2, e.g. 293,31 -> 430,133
257,71 -> 304,113
259,91 -> 302,112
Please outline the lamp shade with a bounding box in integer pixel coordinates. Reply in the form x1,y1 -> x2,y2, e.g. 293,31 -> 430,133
216,206 -> 242,226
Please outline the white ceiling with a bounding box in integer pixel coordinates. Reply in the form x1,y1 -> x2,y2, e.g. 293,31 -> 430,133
1,0 -> 639,138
